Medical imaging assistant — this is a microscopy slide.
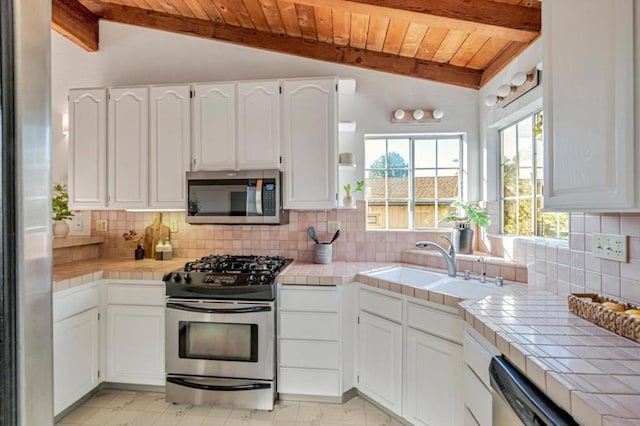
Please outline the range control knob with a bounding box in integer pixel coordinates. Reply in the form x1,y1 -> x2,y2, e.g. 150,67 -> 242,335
173,273 -> 182,282
184,273 -> 191,283
258,273 -> 271,283
247,273 -> 257,284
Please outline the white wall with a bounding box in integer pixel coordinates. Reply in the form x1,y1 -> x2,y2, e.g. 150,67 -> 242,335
52,21 -> 480,200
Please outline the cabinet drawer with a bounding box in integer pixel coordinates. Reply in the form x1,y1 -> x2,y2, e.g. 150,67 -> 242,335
278,367 -> 340,396
463,330 -> 497,388
279,287 -> 339,312
107,284 -> 165,306
279,312 -> 339,340
280,340 -> 339,369
359,288 -> 402,323
53,285 -> 99,323
463,366 -> 492,426
407,302 -> 463,344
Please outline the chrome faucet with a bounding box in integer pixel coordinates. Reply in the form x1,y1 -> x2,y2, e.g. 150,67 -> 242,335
416,236 -> 457,278
477,256 -> 486,283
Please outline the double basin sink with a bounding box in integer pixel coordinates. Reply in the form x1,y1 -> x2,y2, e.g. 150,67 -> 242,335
363,266 -> 502,300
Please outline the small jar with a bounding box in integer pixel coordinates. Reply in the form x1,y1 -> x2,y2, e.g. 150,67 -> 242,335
155,241 -> 164,260
135,245 -> 144,260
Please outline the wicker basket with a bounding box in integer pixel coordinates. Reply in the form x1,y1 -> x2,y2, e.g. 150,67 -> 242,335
568,293 -> 640,343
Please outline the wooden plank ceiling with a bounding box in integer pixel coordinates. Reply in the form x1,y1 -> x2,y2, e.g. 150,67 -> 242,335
52,0 -> 541,89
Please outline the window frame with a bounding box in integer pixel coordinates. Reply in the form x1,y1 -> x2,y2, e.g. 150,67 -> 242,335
499,111 -> 568,239
363,134 -> 464,231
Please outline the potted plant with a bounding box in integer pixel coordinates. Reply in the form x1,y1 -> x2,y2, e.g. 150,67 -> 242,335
343,180 -> 364,207
123,230 -> 145,260
52,183 -> 74,238
439,201 -> 491,254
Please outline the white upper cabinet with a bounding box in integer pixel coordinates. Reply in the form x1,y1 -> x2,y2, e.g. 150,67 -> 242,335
68,89 -> 107,209
543,0 -> 636,211
108,87 -> 149,209
282,78 -> 338,209
149,85 -> 191,209
237,81 -> 281,170
192,83 -> 236,171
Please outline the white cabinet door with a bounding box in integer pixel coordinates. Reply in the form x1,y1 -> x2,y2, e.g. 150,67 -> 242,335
68,89 -> 107,209
106,305 -> 165,386
404,328 -> 463,426
108,87 -> 149,209
543,0 -> 635,211
358,311 -> 402,415
237,81 -> 280,170
282,78 -> 338,209
149,85 -> 191,209
192,83 -> 236,171
53,307 -> 99,416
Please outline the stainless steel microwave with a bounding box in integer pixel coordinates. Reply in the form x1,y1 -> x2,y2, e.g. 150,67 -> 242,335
185,170 -> 289,225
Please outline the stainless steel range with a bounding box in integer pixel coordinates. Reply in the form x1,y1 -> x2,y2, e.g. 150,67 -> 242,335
163,255 -> 291,410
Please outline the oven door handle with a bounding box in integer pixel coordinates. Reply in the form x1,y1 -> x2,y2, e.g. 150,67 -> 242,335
166,303 -> 272,314
167,377 -> 271,392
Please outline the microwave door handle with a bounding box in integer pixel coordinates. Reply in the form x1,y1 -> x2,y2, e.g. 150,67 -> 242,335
166,303 -> 272,314
167,377 -> 271,392
256,179 -> 263,216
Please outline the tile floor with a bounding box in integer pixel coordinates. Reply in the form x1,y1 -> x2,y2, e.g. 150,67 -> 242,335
56,389 -> 402,426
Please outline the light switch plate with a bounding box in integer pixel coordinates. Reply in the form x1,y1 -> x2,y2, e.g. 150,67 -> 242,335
593,233 -> 628,262
327,221 -> 340,233
170,220 -> 179,233
96,219 -> 108,232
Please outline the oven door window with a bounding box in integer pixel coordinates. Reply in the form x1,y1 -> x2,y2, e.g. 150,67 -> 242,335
179,321 -> 258,362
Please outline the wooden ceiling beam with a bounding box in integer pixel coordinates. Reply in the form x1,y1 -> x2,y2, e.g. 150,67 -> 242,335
80,2 -> 483,89
52,0 -> 99,52
290,0 -> 540,43
480,40 -> 531,86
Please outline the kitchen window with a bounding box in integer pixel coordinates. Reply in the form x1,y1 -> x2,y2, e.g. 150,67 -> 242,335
500,111 -> 568,239
364,135 -> 462,230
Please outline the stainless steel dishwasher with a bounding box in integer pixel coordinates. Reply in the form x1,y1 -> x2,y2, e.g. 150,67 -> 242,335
489,356 -> 578,426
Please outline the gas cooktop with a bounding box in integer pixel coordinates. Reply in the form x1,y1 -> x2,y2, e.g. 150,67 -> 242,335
164,255 -> 292,301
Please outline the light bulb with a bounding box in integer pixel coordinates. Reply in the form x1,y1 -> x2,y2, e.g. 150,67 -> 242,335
497,84 -> 512,97
484,94 -> 498,107
511,72 -> 528,87
393,109 -> 405,120
432,109 -> 444,120
412,109 -> 424,120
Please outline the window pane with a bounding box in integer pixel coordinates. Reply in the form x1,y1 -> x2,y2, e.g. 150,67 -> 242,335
365,171 -> 385,199
517,116 -> 533,168
501,124 -> 517,163
437,169 -> 459,199
387,139 -> 410,176
518,167 -> 533,196
438,138 -> 460,168
415,139 -> 436,168
387,175 -> 409,199
415,202 -> 436,228
365,139 -> 387,169
518,198 -> 533,236
415,169 -> 435,199
535,112 -> 544,168
366,201 -> 386,230
503,199 -> 517,235
387,200 -> 409,229
502,162 -> 517,198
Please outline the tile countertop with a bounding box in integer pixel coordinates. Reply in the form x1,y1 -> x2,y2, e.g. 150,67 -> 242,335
53,258 -> 190,291
461,286 -> 640,426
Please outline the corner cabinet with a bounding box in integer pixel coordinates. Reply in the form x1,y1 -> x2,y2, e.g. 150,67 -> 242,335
68,89 -> 107,209
543,0 -> 637,211
149,85 -> 191,209
107,87 -> 150,209
282,78 -> 338,210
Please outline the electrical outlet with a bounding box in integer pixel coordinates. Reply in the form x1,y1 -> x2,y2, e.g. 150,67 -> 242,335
327,221 -> 341,233
593,233 -> 628,262
96,219 -> 108,232
170,220 -> 179,233
70,212 -> 83,232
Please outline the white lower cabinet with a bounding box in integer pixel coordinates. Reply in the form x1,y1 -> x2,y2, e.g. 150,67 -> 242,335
358,310 -> 403,415
278,285 -> 342,397
53,307 -> 100,416
106,304 -> 165,386
404,328 -> 463,426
